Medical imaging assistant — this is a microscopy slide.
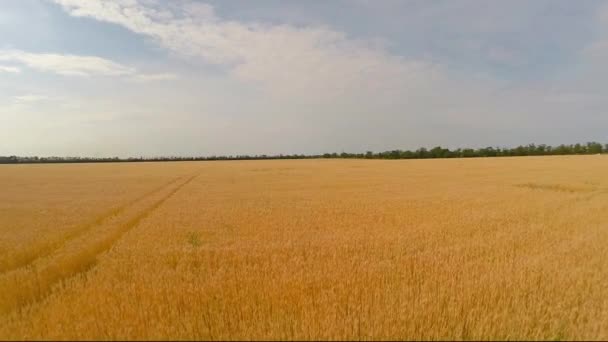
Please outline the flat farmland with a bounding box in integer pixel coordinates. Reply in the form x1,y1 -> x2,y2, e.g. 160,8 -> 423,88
1,156 -> 607,340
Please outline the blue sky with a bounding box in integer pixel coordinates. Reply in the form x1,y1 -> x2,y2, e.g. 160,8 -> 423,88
1,0 -> 608,157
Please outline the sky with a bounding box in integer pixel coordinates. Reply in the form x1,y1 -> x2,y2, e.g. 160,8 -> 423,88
1,0 -> 608,157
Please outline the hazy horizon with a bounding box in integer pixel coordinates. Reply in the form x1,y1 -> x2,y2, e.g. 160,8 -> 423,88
2,0 -> 608,157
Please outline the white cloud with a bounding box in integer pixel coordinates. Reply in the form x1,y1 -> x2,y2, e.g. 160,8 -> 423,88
600,2 -> 608,27
0,49 -> 176,82
584,40 -> 608,61
0,50 -> 134,77
14,94 -> 51,102
4,0 -> 601,157
0,65 -> 21,73
584,4 -> 608,62
50,0 -> 442,101
131,72 -> 178,82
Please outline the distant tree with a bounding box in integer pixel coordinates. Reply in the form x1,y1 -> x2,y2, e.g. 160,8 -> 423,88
0,156 -> 18,164
587,142 -> 603,154
3,141 -> 607,164
430,146 -> 449,158
461,149 -> 476,158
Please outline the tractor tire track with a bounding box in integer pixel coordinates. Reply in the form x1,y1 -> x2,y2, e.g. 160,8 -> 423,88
0,174 -> 198,316
0,176 -> 184,274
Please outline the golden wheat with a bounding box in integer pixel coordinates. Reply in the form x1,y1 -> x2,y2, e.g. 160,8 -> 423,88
1,156 -> 607,340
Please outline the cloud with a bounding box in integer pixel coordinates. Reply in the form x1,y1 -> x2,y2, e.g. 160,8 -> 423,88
0,65 -> 21,73
50,0 -> 442,101
584,40 -> 608,61
14,94 -> 51,102
5,0 -> 601,157
583,4 -> 608,62
600,2 -> 608,27
486,46 -> 527,67
0,49 -> 176,82
131,72 -> 178,82
0,49 -> 134,76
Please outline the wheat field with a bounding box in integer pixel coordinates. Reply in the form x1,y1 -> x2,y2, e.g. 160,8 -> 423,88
1,156 -> 607,340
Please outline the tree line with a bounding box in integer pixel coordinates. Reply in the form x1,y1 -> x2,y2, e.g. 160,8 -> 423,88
1,142 -> 606,164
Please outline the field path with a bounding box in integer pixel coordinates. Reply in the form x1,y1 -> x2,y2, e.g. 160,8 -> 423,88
0,173 -> 199,316
0,176 -> 185,274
